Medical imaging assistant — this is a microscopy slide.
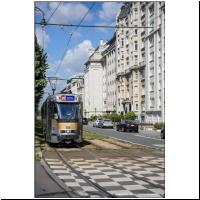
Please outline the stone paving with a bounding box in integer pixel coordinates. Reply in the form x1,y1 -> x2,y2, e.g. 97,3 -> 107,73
45,154 -> 165,198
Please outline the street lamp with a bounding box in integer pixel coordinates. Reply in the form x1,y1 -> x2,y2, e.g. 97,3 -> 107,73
48,77 -> 58,95
35,6 -> 46,27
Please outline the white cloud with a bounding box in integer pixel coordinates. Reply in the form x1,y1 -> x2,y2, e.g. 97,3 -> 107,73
99,2 -> 122,22
45,40 -> 94,93
48,2 -> 93,24
61,40 -> 94,73
35,27 -> 50,49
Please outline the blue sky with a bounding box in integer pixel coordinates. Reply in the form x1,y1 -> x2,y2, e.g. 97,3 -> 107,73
35,1 -> 123,103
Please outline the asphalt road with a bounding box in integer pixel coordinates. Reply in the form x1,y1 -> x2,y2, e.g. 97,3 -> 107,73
83,125 -> 165,150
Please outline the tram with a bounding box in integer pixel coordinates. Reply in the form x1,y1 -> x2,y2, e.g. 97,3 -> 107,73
41,93 -> 83,144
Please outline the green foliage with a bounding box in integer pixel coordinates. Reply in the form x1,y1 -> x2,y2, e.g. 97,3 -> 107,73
89,115 -> 97,121
154,122 -> 165,129
124,112 -> 136,120
35,118 -> 43,136
89,112 -> 122,123
35,36 -> 48,113
108,112 -> 121,122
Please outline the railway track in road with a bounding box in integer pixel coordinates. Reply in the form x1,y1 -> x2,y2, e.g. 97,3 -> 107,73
54,148 -> 116,198
74,143 -> 165,191
101,138 -> 164,170
42,147 -> 115,198
39,139 -> 164,198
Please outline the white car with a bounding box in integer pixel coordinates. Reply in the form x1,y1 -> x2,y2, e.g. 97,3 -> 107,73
98,119 -> 113,128
93,118 -> 102,127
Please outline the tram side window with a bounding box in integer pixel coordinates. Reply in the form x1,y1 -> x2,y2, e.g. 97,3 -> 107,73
53,103 -> 59,119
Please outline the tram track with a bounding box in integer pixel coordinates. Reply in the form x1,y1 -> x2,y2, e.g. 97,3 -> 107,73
54,148 -> 116,198
74,143 -> 165,191
100,138 -> 164,170
39,138 -> 164,198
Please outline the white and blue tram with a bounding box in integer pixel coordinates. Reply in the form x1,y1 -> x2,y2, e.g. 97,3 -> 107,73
41,93 -> 83,144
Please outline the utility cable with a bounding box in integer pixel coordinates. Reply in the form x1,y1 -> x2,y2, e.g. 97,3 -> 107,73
35,22 -> 153,29
54,2 -> 95,76
46,2 -> 62,23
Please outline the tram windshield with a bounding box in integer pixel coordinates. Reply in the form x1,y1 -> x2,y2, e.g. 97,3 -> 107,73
57,103 -> 79,120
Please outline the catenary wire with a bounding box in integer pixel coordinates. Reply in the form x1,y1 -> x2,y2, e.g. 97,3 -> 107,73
46,2 -> 62,23
54,2 -> 96,76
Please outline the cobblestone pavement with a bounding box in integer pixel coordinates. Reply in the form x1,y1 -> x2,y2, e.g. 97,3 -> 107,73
44,149 -> 165,198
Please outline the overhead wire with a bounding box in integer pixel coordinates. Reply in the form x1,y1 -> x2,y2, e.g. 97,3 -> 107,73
35,22 -> 153,29
46,2 -> 62,23
54,2 -> 96,76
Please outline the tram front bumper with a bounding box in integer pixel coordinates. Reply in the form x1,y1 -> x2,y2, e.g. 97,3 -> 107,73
58,132 -> 80,142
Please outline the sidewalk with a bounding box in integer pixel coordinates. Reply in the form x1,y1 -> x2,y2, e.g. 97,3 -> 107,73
35,161 -> 71,198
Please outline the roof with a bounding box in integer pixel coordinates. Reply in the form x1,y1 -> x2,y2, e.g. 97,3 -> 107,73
117,2 -> 132,20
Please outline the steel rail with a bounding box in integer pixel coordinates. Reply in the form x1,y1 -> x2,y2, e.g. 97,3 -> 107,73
75,143 -> 165,191
101,139 -> 164,170
54,148 -> 116,198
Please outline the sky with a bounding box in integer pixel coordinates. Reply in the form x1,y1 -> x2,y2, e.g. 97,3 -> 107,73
35,1 -> 123,104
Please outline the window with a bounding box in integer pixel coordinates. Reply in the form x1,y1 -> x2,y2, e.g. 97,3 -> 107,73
121,38 -> 124,47
135,103 -> 138,110
149,5 -> 154,16
135,29 -> 137,35
134,55 -> 138,64
135,72 -> 138,79
149,36 -> 154,46
57,103 -> 79,120
150,82 -> 154,91
134,41 -> 138,50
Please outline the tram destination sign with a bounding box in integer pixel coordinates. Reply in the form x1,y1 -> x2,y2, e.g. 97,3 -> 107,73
66,95 -> 75,101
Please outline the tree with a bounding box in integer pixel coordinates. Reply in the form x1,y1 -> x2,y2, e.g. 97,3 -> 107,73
124,111 -> 136,120
35,36 -> 48,113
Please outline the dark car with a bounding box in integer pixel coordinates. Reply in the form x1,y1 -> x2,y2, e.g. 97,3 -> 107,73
116,120 -> 139,132
161,127 -> 165,139
82,118 -> 88,125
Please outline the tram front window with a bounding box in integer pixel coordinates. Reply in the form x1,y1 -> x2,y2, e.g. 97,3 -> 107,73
57,103 -> 79,120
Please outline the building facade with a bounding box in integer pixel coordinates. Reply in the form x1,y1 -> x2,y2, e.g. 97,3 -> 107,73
101,34 -> 117,114
115,2 -> 165,123
144,2 -> 165,123
116,2 -> 144,121
84,41 -> 107,118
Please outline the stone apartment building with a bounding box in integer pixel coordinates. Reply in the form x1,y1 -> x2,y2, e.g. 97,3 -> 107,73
84,40 -> 108,118
101,34 -> 117,114
75,2 -> 165,123
115,2 -> 165,123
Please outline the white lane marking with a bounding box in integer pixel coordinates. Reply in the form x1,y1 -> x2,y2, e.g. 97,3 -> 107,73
153,144 -> 165,148
134,134 -> 164,141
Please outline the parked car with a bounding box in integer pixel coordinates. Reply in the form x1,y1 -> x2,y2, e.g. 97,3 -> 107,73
116,120 -> 139,132
161,127 -> 165,139
93,118 -> 102,127
82,118 -> 88,125
98,119 -> 113,128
